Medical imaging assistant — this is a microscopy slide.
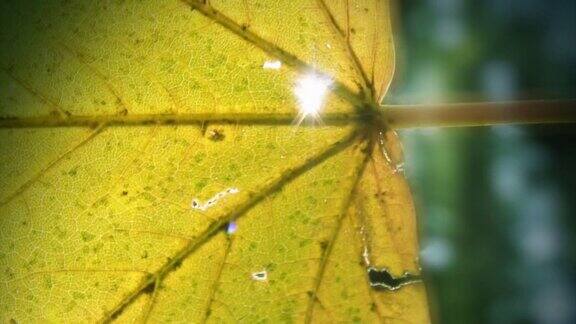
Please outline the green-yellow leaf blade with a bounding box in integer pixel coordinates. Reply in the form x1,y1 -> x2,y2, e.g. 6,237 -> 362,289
0,0 -> 429,323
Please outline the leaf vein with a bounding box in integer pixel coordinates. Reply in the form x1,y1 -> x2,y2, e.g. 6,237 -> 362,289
0,123 -> 106,209
0,111 -> 364,128
304,134 -> 372,323
200,234 -> 233,323
182,0 -> 365,108
55,42 -> 130,114
99,126 -> 361,322
0,67 -> 66,116
316,0 -> 373,102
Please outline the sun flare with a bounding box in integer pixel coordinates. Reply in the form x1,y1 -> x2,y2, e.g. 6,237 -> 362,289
293,73 -> 333,126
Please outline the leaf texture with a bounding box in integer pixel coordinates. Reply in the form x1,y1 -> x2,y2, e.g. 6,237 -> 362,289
0,0 -> 428,322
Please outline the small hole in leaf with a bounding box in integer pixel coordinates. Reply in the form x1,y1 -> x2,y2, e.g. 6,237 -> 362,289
251,270 -> 268,282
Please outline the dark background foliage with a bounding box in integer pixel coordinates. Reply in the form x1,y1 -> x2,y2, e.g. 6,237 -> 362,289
387,1 -> 576,323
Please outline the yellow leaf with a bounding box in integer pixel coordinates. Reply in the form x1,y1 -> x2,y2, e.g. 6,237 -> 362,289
0,0 -> 429,322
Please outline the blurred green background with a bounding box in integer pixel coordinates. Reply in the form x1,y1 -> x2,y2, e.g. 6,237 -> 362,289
387,1 -> 576,323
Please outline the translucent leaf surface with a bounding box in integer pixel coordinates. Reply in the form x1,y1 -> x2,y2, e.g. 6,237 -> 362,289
0,0 -> 428,322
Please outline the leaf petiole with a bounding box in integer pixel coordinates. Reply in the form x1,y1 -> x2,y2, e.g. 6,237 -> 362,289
383,99 -> 576,129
